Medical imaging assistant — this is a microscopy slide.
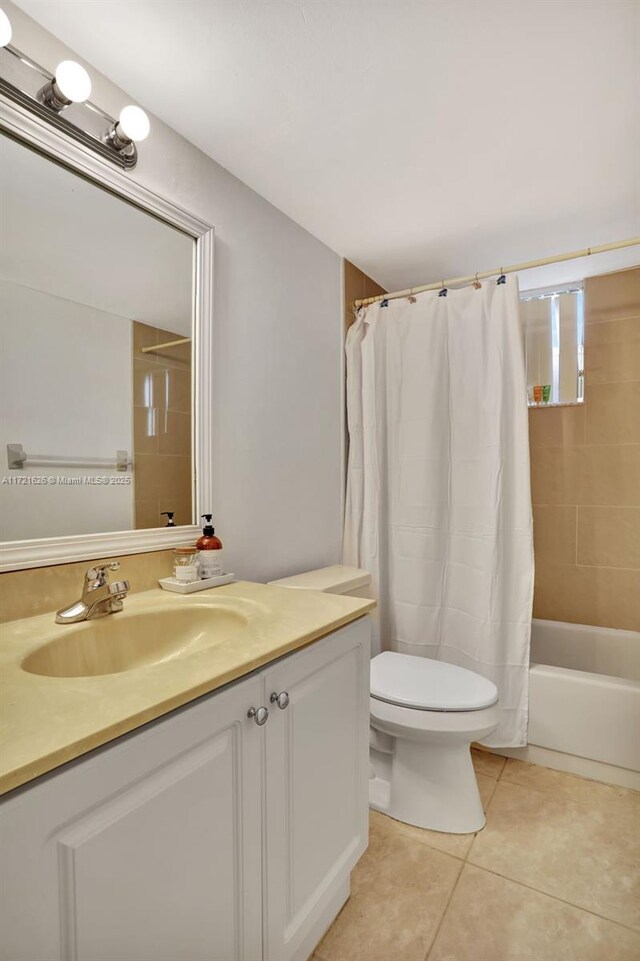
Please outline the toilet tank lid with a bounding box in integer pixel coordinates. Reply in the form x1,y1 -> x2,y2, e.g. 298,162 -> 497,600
371,652 -> 499,712
268,565 -> 371,594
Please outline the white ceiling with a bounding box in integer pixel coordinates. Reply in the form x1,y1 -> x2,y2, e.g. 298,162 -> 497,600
0,129 -> 193,333
14,0 -> 640,292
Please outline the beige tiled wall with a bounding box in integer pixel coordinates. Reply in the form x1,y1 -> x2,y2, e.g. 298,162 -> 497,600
0,549 -> 181,624
530,267 -> 640,631
344,259 -> 386,333
132,322 -> 193,528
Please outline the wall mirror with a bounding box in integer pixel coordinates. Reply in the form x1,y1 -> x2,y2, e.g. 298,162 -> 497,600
0,100 -> 213,571
521,285 -> 584,407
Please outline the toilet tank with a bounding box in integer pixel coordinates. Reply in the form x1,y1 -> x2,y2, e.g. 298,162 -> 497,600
268,564 -> 372,598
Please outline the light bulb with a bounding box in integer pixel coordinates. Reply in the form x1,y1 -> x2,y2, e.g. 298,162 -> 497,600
54,60 -> 91,103
118,105 -> 150,142
0,8 -> 12,47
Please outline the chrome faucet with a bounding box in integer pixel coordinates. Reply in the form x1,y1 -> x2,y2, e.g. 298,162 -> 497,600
55,561 -> 130,624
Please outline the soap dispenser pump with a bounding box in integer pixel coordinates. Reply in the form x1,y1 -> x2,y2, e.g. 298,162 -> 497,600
161,511 -> 176,527
196,514 -> 223,579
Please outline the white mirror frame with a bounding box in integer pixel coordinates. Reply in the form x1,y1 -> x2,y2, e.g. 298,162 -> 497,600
0,95 -> 214,571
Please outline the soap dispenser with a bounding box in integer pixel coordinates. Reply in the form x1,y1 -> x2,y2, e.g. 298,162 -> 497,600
196,514 -> 223,579
161,512 -> 176,527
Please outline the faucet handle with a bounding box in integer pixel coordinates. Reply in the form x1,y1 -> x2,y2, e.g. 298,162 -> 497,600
84,561 -> 120,590
108,579 -> 130,597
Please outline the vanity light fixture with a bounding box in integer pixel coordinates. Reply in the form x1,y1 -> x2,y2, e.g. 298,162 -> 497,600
0,29 -> 149,169
38,60 -> 91,111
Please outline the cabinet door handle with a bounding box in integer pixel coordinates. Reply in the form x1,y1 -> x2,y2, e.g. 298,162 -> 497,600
247,706 -> 269,725
269,691 -> 290,710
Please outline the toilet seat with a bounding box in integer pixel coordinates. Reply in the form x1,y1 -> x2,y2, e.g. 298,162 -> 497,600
370,692 -> 501,742
370,651 -> 498,712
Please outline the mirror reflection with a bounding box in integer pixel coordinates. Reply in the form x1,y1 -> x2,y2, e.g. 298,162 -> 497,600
521,286 -> 585,407
0,132 -> 195,540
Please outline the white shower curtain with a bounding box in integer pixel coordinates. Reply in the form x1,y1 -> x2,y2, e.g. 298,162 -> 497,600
343,276 -> 534,747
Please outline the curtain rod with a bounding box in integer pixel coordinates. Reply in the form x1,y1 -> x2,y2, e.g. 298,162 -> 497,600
354,237 -> 640,308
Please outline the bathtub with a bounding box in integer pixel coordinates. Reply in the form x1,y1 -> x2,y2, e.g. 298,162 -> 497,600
490,619 -> 640,790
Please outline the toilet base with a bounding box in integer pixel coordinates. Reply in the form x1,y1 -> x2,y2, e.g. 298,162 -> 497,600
369,697 -> 500,834
370,739 -> 486,833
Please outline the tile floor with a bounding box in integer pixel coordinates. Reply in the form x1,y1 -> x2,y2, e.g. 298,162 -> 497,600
312,751 -> 640,961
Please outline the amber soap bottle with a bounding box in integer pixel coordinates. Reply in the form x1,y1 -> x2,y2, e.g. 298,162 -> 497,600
196,514 -> 223,579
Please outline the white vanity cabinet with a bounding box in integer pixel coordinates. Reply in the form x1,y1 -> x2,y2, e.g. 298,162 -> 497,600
263,622 -> 370,961
0,617 -> 370,961
0,672 -> 265,961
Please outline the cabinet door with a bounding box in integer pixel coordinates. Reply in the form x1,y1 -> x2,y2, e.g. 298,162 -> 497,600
263,618 -> 371,961
0,675 -> 264,961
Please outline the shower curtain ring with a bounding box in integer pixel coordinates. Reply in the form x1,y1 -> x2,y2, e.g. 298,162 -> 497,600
473,273 -> 482,289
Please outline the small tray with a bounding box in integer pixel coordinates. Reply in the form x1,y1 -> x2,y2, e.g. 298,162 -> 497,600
158,573 -> 236,594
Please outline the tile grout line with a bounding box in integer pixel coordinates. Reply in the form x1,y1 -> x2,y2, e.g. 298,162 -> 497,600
394,766 -> 504,866
494,772 -> 640,817
586,312 -> 640,325
465,767 -> 502,863
530,441 -> 640,448
423,856 -> 466,961
465,862 -> 640,936
584,378 -> 640,386
373,815 -> 470,864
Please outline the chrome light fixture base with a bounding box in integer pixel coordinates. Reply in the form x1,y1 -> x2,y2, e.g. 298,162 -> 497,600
0,45 -> 143,170
37,77 -> 74,112
103,120 -> 138,165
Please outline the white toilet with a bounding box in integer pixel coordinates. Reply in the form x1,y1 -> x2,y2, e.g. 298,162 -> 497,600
269,565 -> 499,834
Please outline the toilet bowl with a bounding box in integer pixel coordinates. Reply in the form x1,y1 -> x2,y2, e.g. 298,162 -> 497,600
268,566 -> 499,835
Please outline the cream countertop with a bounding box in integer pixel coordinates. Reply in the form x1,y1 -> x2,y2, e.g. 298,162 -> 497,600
0,581 -> 375,797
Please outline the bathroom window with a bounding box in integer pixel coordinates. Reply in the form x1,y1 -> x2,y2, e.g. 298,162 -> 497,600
521,285 -> 584,406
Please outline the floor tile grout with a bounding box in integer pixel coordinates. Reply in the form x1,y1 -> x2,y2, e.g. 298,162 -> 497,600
464,770 -> 500,863
499,763 -> 640,793
491,773 -> 640,821
423,856 -> 466,961
401,838 -> 467,863
465,861 -> 640,935
488,749 -> 640,798
374,762 -> 502,864
500,768 -> 640,795
380,796 -> 495,865
422,769 -> 501,960
462,838 -> 474,863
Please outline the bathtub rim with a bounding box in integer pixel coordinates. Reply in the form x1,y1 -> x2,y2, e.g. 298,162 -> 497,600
531,617 -> 640,683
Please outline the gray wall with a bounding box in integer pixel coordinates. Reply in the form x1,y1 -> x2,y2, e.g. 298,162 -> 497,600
5,2 -> 344,582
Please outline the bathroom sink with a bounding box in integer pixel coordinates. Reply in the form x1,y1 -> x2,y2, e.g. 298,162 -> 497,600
21,604 -> 249,679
